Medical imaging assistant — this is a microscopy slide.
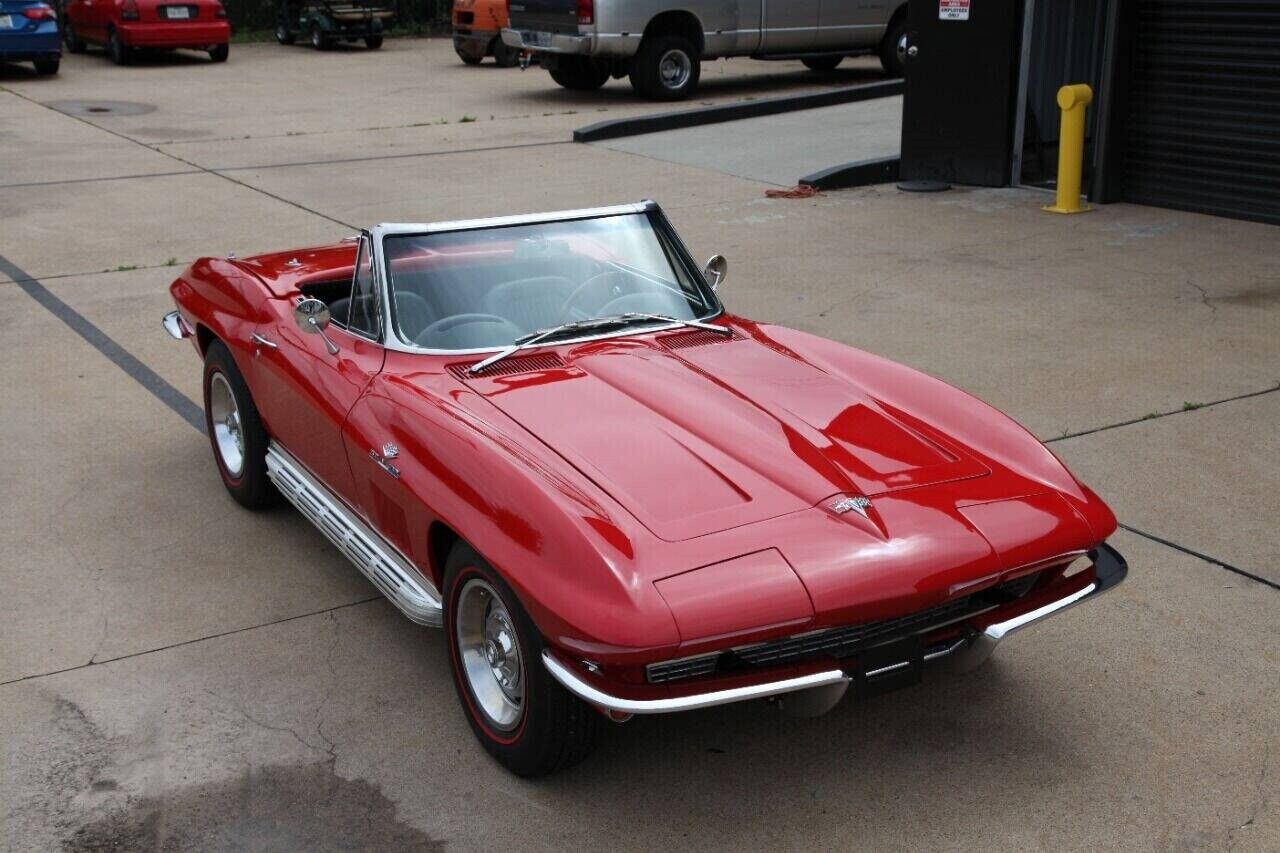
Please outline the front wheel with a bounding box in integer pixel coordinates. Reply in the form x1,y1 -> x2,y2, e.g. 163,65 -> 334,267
444,543 -> 600,777
547,57 -> 610,91
364,35 -> 383,49
34,59 -> 60,75
203,341 -> 277,509
629,34 -> 700,100
880,15 -> 907,78
275,22 -> 295,45
208,43 -> 229,62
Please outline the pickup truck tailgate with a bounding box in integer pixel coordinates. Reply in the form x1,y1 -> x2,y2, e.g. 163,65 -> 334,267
508,1 -> 579,34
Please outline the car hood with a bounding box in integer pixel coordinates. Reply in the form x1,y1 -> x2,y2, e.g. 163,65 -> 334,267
453,329 -> 995,542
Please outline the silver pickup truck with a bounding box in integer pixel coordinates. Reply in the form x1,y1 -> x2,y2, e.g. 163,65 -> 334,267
502,1 -> 907,100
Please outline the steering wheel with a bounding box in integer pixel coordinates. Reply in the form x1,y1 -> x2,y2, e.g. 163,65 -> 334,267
558,271 -> 634,323
415,314 -> 523,350
598,292 -> 682,318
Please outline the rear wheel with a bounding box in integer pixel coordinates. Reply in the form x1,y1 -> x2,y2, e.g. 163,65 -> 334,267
64,20 -> 86,53
629,34 -> 700,100
444,543 -> 600,777
364,35 -> 383,49
491,35 -> 519,67
802,56 -> 843,72
34,59 -> 60,75
203,341 -> 277,510
310,23 -> 330,50
208,43 -> 229,62
275,22 -> 295,45
548,57 -> 610,91
108,28 -> 131,65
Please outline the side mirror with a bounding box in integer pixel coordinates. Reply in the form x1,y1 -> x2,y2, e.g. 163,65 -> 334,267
294,297 -> 339,354
702,255 -> 728,290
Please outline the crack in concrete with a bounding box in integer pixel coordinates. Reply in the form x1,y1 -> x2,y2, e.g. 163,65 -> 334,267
1046,381 -> 1280,444
1228,741 -> 1272,850
1189,279 -> 1218,324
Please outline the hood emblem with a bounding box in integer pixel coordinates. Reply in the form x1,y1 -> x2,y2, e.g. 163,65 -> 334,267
381,442 -> 399,459
829,495 -> 873,518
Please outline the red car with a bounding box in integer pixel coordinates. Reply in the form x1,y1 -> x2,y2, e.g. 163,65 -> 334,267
63,0 -> 229,64
163,202 -> 1126,776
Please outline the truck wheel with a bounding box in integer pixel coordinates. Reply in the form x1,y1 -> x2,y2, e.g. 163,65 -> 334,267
457,50 -> 483,65
34,59 -> 60,75
629,34 -> 700,100
202,341 -> 277,510
365,35 -> 383,49
548,57 -> 610,91
310,23 -> 330,50
275,22 -> 295,45
491,35 -> 519,67
803,56 -> 843,72
880,14 -> 907,77
444,542 -> 600,777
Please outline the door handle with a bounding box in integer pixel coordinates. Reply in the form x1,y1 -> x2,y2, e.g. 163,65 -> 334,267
250,332 -> 278,353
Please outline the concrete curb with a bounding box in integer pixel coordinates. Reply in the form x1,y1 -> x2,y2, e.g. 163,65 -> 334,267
800,156 -> 900,190
573,79 -> 904,143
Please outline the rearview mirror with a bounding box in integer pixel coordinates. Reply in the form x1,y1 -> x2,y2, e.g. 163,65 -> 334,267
703,255 -> 728,290
294,297 -> 339,354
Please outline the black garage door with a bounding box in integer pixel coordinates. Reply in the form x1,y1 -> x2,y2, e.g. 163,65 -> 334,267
1120,0 -> 1280,225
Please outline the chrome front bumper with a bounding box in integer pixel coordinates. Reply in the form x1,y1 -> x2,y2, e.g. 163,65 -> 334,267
543,543 -> 1128,716
162,310 -> 192,340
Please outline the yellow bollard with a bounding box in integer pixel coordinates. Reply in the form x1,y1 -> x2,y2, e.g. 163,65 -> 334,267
1042,83 -> 1094,214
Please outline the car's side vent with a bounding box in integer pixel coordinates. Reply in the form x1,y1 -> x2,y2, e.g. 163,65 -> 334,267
448,353 -> 566,381
659,329 -> 740,351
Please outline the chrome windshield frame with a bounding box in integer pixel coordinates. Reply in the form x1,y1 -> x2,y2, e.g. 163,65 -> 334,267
369,201 -> 725,356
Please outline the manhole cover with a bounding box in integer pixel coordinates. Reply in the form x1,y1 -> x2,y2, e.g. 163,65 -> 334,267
45,100 -> 157,117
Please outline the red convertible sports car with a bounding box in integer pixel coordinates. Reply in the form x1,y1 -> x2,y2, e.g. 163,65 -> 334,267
164,201 -> 1126,776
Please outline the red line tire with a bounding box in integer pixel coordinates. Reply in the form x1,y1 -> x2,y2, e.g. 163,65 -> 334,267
202,340 -> 278,510
444,542 -> 600,776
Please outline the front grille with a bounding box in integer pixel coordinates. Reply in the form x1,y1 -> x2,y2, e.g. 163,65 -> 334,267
646,575 -> 1043,685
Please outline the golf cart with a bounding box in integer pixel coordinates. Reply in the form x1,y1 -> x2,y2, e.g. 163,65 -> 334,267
275,0 -> 393,50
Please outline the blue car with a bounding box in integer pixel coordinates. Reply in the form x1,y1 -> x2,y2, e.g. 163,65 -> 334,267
0,0 -> 60,75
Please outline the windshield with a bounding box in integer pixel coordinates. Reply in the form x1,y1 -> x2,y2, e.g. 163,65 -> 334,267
381,212 -> 720,351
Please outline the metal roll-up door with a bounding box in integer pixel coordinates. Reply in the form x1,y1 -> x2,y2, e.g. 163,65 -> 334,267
1121,0 -> 1280,225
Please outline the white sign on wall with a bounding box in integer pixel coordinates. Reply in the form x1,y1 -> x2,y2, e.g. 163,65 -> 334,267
940,0 -> 971,21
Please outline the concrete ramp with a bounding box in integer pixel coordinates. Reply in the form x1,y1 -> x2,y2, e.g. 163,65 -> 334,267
592,95 -> 902,187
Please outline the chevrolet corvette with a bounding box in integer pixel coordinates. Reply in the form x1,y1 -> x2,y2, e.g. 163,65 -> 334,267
164,201 -> 1126,776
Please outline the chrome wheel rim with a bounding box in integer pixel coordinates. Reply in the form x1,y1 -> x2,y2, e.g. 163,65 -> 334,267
659,49 -> 692,90
208,372 -> 244,477
456,578 -> 524,732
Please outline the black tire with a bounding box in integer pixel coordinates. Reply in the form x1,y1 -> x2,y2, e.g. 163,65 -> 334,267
209,43 -> 229,62
275,22 -> 296,45
310,23 -> 330,50
64,20 -> 86,53
108,28 -> 131,65
444,543 -> 600,777
202,340 -> 277,510
364,35 -> 383,49
628,33 -> 700,100
547,57 -> 610,91
880,12 -> 907,78
491,35 -> 519,68
34,59 -> 60,75
802,56 -> 843,72
457,50 -> 483,65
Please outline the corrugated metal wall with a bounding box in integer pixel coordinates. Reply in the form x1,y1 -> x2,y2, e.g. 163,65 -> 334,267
1121,0 -> 1280,225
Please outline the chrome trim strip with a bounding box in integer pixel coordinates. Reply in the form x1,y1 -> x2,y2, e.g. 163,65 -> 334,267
983,582 -> 1098,642
162,310 -> 191,340
543,652 -> 849,715
265,442 -> 443,627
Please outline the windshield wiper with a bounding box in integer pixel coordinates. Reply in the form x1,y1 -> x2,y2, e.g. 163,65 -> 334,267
469,313 -> 730,375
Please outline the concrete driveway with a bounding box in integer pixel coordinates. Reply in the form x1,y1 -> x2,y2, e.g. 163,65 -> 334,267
2,38 -> 1277,852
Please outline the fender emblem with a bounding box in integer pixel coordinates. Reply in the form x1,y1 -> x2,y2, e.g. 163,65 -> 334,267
381,442 -> 399,459
829,495 -> 873,518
